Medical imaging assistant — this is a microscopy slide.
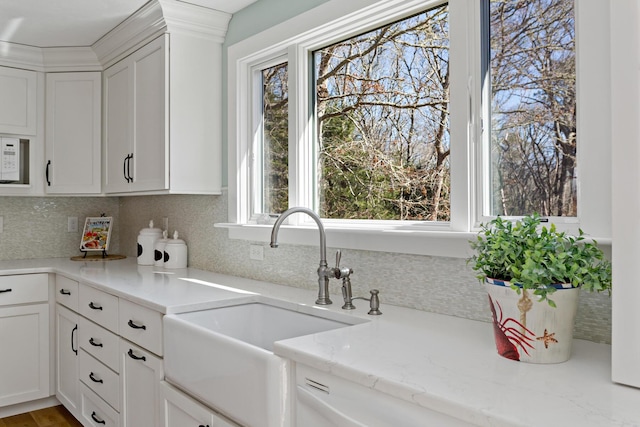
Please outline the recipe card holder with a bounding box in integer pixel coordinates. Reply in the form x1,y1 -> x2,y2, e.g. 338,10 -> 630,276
72,215 -> 126,261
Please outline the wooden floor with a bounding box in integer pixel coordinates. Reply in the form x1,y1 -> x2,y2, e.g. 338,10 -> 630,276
0,406 -> 82,427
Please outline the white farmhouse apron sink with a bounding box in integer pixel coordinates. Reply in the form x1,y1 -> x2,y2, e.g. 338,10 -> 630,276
163,300 -> 366,427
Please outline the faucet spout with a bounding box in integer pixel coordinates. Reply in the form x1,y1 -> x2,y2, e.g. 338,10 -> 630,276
270,207 -> 332,305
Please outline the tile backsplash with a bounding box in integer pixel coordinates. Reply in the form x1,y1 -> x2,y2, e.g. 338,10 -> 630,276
0,197 -> 120,260
0,194 -> 611,344
118,193 -> 612,344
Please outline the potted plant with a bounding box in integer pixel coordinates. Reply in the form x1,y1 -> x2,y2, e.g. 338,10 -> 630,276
469,214 -> 612,363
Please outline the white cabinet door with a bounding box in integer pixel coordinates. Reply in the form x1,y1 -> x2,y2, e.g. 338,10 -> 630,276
104,59 -> 132,194
120,340 -> 163,427
103,35 -> 167,194
45,72 -> 101,194
0,303 -> 49,406
0,66 -> 37,135
130,37 -> 167,193
159,381 -> 239,427
56,303 -> 79,415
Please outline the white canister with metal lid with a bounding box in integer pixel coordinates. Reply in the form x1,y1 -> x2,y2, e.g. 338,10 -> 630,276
164,231 -> 187,269
154,230 -> 169,267
137,220 -> 162,265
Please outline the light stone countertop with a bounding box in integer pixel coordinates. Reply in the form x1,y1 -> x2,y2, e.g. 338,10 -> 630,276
0,257 -> 637,426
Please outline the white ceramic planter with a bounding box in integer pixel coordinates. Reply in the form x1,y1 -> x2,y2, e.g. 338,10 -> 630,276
484,279 -> 579,364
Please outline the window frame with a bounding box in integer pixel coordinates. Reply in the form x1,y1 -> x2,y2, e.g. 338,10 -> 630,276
222,0 -> 611,258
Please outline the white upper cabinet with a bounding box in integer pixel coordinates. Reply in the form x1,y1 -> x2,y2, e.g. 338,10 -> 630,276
103,37 -> 167,194
0,67 -> 37,136
45,72 -> 101,194
103,20 -> 225,195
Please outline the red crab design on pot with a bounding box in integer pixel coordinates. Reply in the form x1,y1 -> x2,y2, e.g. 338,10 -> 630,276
488,295 -> 535,361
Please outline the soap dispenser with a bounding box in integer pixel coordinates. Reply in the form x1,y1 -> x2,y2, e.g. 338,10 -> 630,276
164,231 -> 188,269
137,220 -> 162,265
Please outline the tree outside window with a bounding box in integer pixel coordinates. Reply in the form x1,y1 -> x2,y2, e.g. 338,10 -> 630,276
314,5 -> 450,221
487,0 -> 576,217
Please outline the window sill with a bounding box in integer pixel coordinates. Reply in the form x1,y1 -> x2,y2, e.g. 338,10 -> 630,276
215,222 -> 477,258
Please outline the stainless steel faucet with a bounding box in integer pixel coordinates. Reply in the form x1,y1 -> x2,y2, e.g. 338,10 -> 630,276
270,207 -> 334,305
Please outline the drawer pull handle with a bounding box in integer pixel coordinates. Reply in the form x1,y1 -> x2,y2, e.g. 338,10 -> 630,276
89,337 -> 103,347
89,302 -> 103,310
71,325 -> 78,355
0,288 -> 11,293
59,289 -> 71,295
89,372 -> 103,384
91,411 -> 106,425
128,320 -> 146,330
199,425 -> 210,427
127,348 -> 146,362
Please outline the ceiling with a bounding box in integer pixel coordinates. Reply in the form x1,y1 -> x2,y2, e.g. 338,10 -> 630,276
0,0 -> 257,48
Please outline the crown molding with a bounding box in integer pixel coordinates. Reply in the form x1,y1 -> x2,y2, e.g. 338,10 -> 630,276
92,0 -> 166,69
0,0 -> 232,72
41,47 -> 102,72
93,0 -> 231,69
0,42 -> 45,71
159,0 -> 231,42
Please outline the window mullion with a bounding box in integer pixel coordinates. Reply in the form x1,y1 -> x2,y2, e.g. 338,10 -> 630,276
448,0 -> 479,232
287,43 -> 314,222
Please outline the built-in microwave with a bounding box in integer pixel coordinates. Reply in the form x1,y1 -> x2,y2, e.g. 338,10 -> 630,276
0,137 -> 20,182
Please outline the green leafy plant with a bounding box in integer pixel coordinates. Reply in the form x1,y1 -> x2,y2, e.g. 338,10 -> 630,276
469,214 -> 612,306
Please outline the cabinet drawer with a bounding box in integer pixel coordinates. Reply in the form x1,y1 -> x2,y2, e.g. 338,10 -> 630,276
79,317 -> 120,373
0,274 -> 48,306
80,285 -> 119,334
79,350 -> 119,411
55,275 -> 79,311
79,382 -> 120,427
119,299 -> 163,356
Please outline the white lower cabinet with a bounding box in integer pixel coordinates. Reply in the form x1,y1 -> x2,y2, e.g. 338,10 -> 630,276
159,381 -> 239,427
0,274 -> 49,407
55,276 -> 166,426
120,340 -> 163,427
56,304 -> 79,416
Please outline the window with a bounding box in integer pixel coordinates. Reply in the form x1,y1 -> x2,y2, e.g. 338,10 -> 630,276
313,6 -> 450,221
483,0 -> 577,218
256,62 -> 289,216
225,0 -> 611,257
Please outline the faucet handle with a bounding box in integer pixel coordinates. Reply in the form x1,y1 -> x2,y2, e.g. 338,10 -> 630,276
333,250 -> 352,279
